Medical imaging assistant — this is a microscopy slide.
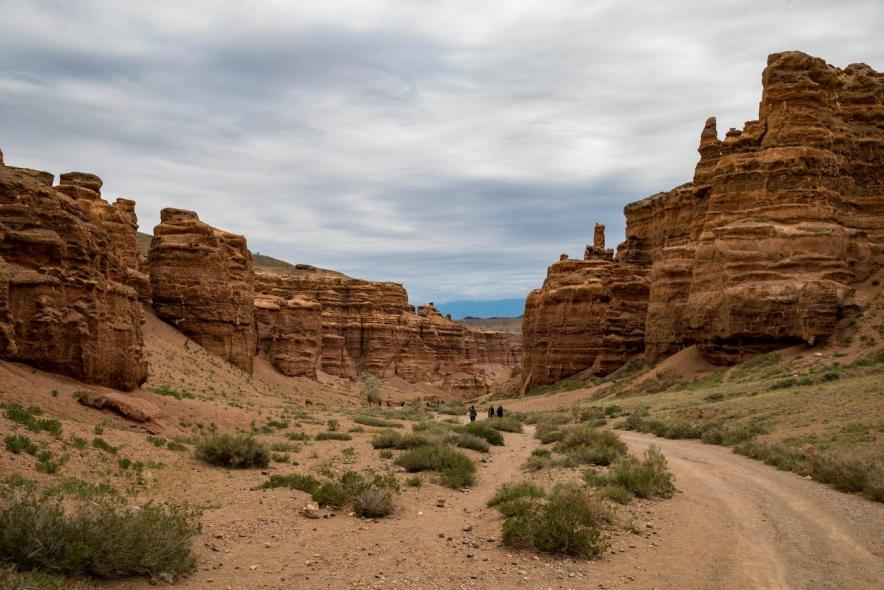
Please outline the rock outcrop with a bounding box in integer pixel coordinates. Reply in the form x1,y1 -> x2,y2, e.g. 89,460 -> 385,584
522,226 -> 649,388
523,51 -> 883,388
148,209 -> 256,374
0,154 -> 147,389
254,271 -> 521,393
254,294 -> 322,378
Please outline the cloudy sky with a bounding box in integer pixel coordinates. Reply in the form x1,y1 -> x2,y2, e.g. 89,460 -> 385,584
1,1 -> 881,304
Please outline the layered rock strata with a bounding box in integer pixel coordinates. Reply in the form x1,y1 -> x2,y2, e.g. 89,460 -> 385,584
254,272 -> 521,392
522,226 -> 649,389
254,294 -> 322,378
148,209 -> 256,374
0,154 -> 147,389
522,51 -> 884,387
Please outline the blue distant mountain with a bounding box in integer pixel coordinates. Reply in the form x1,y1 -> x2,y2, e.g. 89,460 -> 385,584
435,298 -> 525,320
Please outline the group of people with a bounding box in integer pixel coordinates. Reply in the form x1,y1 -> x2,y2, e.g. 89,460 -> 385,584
468,404 -> 504,422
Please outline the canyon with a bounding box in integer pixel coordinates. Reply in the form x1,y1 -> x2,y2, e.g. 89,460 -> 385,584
0,149 -> 520,397
523,51 -> 884,388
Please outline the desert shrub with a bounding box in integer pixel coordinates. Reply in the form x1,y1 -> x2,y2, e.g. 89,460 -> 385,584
603,405 -> 623,417
379,449 -> 393,459
326,419 -> 340,432
734,440 -> 809,473
314,432 -> 352,441
458,422 -> 504,446
700,421 -> 765,446
577,407 -> 606,424
195,434 -> 269,468
489,417 -> 523,433
69,436 -> 88,450
768,378 -> 797,390
91,438 -> 117,454
310,471 -> 398,514
371,431 -> 433,450
522,454 -> 552,472
166,441 -> 187,452
487,481 -> 545,507
4,435 -> 38,455
496,483 -> 609,557
0,566 -> 64,590
354,415 -> 403,428
809,452 -> 879,495
436,402 -> 466,416
646,418 -> 704,440
587,446 -> 674,500
271,442 -> 299,453
286,432 -> 311,441
271,453 -> 290,463
259,473 -> 320,494
395,444 -> 476,488
147,436 -> 166,448
449,433 -> 490,453
406,476 -> 422,487
2,404 -> 62,435
0,495 -> 199,578
352,487 -> 394,517
553,425 -> 627,466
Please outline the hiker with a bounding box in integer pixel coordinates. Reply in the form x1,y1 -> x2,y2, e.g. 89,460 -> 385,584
468,405 -> 478,423
488,406 -> 495,419
496,405 -> 503,418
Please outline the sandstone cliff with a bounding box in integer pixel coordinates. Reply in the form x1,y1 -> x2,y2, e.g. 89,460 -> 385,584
0,154 -> 147,389
523,51 -> 883,388
148,209 -> 256,374
255,271 -> 521,393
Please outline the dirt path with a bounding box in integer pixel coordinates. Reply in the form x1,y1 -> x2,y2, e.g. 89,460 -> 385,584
615,431 -> 884,590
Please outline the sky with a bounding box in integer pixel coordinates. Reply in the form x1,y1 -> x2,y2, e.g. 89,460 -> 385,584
1,1 -> 882,304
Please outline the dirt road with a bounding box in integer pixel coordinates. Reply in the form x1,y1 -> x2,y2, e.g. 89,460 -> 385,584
616,431 -> 884,590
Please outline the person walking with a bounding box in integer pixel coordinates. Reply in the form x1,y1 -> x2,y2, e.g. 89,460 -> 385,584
496,405 -> 503,418
487,405 -> 495,419
468,405 -> 478,423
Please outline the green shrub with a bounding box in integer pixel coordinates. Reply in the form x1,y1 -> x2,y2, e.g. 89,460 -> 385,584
286,432 -> 311,441
700,421 -> 765,446
69,437 -> 88,450
436,402 -> 466,416
271,442 -> 299,453
92,438 -> 117,454
310,471 -> 398,512
0,565 -> 64,590
147,436 -> 166,448
554,425 -> 627,466
195,434 -> 269,468
326,419 -> 340,432
450,433 -> 490,453
489,417 -> 523,433
166,441 -> 186,452
522,454 -> 552,472
587,446 -> 674,500
458,422 -> 504,446
406,476 -> 422,487
314,432 -> 352,441
487,481 -> 545,507
496,483 -> 610,557
259,473 -> 320,494
379,449 -> 394,459
2,404 -> 62,435
354,415 -> 404,428
370,431 -> 432,450
147,385 -> 195,400
271,453 -> 290,463
352,487 -> 394,518
4,435 -> 38,455
0,496 -> 199,578
395,444 -> 476,489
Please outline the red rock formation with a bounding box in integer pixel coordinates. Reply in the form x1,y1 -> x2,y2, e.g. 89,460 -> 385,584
523,51 -> 884,387
0,154 -> 147,390
522,225 -> 649,389
254,294 -> 321,378
148,209 -> 256,373
254,271 -> 521,393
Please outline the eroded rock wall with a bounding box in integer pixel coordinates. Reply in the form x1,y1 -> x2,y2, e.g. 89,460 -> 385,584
523,51 -> 883,387
254,271 -> 521,392
254,295 -> 321,378
148,209 -> 256,373
0,157 -> 147,389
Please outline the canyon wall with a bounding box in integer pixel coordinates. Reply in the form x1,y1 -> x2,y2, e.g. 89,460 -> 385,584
148,208 -> 256,374
523,51 -> 884,387
0,154 -> 147,389
255,271 -> 521,393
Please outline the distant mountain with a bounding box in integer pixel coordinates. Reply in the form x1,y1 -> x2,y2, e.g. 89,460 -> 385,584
436,298 -> 525,320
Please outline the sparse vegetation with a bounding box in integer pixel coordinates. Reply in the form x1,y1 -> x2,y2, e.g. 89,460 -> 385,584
195,433 -> 270,468
585,446 -> 675,502
353,415 -> 404,428
314,432 -> 353,441
488,416 -> 523,433
4,434 -> 38,455
2,403 -> 62,435
0,495 -> 199,579
259,473 -> 320,494
147,385 -> 195,400
371,431 -> 432,450
395,444 -> 477,488
493,482 -> 610,557
457,422 -> 504,446
91,438 -> 117,454
309,471 -> 399,517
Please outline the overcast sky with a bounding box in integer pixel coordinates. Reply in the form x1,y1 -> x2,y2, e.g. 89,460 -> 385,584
1,1 -> 881,304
